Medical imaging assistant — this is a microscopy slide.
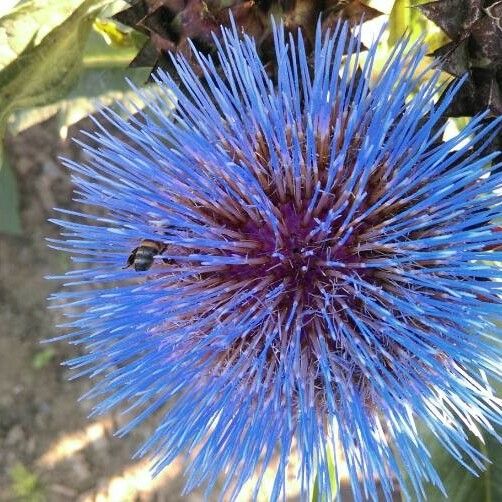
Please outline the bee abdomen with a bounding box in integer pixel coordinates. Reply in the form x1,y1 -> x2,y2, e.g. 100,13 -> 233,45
133,247 -> 156,271
125,240 -> 166,272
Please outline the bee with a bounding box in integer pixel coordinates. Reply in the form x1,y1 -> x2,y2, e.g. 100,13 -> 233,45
125,239 -> 168,271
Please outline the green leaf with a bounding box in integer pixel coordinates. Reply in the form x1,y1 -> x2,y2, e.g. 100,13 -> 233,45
388,1 -> 447,50
84,20 -> 147,68
0,153 -> 22,235
0,0 -> 104,166
9,462 -> 45,501
0,0 -> 92,70
312,445 -> 337,502
3,7 -> 147,137
32,347 -> 56,369
388,0 -> 408,46
8,66 -> 151,137
420,429 -> 502,502
403,382 -> 502,502
92,17 -> 146,49
0,1 -> 22,19
0,0 -> 100,107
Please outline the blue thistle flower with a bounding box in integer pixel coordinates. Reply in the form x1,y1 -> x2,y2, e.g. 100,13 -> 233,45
50,19 -> 502,502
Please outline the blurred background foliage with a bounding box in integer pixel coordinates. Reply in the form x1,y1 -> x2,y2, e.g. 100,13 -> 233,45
0,0 -> 149,235
0,1 -> 500,500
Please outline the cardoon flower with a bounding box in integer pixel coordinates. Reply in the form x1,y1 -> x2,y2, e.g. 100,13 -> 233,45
50,19 -> 502,501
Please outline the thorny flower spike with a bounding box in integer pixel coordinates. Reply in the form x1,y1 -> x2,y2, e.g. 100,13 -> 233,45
50,19 -> 502,502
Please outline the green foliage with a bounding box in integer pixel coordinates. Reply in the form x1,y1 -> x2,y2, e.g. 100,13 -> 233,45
0,1 -> 88,68
0,1 -> 147,138
9,463 -> 46,502
0,0 -> 104,166
0,1 -> 23,19
312,445 -> 337,502
0,0 -> 145,236
0,154 -> 22,235
85,18 -> 146,68
32,346 -> 56,369
11,68 -> 150,138
388,0 -> 448,51
388,0 -> 408,46
92,17 -> 146,53
8,26 -> 149,138
420,428 -> 502,502
402,378 -> 502,502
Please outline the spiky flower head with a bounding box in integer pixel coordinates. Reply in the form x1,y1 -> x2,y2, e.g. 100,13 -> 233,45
51,19 -> 502,501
